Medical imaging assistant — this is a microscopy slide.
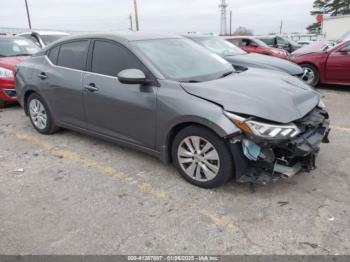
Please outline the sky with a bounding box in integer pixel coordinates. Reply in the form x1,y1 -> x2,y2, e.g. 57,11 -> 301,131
0,0 -> 316,34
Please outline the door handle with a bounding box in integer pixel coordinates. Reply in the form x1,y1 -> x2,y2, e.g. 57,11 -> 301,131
38,72 -> 47,80
84,83 -> 99,92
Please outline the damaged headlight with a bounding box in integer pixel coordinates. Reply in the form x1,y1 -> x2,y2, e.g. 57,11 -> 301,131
224,111 -> 301,140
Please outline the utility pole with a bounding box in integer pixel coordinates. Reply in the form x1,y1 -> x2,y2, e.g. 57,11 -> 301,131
24,0 -> 32,29
279,20 -> 283,35
229,10 -> 232,36
134,0 -> 139,31
129,14 -> 133,31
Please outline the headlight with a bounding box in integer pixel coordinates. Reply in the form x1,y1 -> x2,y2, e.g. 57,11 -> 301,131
224,111 -> 301,140
0,67 -> 14,79
318,99 -> 326,109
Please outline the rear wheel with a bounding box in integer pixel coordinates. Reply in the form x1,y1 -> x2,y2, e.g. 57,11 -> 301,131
27,93 -> 59,134
172,126 -> 234,188
300,64 -> 320,87
0,99 -> 5,108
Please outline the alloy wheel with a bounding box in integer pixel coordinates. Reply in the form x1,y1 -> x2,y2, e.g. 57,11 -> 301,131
29,99 -> 47,130
177,136 -> 220,182
301,67 -> 315,85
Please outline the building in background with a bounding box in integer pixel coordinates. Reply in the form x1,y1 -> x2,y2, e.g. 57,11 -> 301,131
323,14 -> 350,41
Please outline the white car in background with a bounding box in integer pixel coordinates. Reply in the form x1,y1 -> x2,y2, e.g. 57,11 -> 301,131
17,31 -> 70,48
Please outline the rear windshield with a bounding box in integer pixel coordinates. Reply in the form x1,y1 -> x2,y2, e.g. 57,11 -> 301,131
0,38 -> 40,57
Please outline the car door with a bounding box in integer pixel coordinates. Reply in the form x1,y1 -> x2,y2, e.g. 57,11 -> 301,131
42,40 -> 90,128
325,43 -> 350,84
83,39 -> 157,149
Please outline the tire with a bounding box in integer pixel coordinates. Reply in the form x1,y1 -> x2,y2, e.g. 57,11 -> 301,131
172,125 -> 234,188
0,99 -> 5,108
300,64 -> 320,87
27,93 -> 59,134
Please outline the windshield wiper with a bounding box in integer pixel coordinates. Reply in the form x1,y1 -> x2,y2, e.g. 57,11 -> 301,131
9,54 -> 32,57
218,70 -> 235,79
181,80 -> 201,83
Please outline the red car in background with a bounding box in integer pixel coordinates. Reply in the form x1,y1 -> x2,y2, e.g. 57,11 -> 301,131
291,40 -> 350,86
224,36 -> 289,59
0,36 -> 40,107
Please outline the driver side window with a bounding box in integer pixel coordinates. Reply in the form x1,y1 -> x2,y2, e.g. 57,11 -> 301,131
91,40 -> 146,78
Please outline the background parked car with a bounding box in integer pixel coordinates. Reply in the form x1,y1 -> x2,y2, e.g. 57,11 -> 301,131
224,36 -> 289,59
290,40 -> 350,86
257,35 -> 302,53
186,35 -> 303,77
17,31 -> 70,48
0,35 -> 40,107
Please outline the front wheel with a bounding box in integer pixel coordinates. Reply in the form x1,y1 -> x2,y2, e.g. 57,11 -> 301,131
300,64 -> 320,87
172,126 -> 234,188
27,93 -> 59,134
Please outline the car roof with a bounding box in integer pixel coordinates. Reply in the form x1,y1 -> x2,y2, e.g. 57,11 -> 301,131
256,35 -> 276,39
183,34 -> 216,38
18,31 -> 70,36
54,31 -> 182,43
223,36 -> 254,39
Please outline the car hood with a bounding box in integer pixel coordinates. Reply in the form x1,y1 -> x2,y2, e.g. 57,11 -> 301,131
181,69 -> 320,124
225,53 -> 303,75
292,40 -> 328,56
0,56 -> 28,72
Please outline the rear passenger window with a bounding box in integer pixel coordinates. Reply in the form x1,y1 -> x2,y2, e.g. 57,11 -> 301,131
91,40 -> 144,77
57,40 -> 89,70
47,46 -> 60,64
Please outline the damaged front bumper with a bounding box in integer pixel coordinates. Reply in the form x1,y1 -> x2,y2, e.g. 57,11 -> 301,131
229,107 -> 330,185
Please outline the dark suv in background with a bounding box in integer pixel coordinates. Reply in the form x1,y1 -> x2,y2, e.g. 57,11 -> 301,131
257,35 -> 301,53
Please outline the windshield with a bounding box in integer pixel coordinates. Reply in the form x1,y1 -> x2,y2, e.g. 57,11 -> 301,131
40,34 -> 68,45
196,37 -> 246,56
0,38 -> 40,57
134,38 -> 234,82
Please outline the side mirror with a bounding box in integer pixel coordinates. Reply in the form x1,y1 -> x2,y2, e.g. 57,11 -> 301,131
117,69 -> 152,85
250,42 -> 258,48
